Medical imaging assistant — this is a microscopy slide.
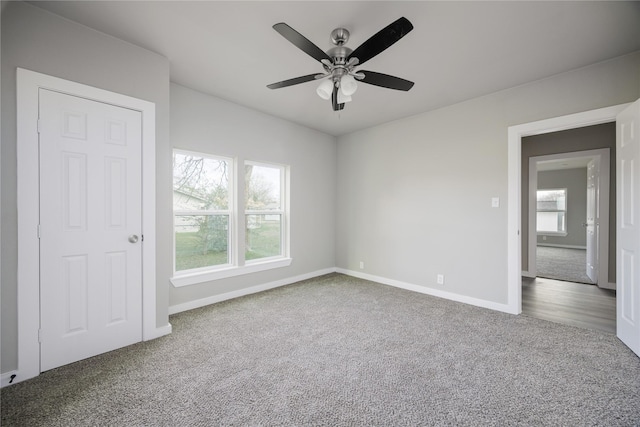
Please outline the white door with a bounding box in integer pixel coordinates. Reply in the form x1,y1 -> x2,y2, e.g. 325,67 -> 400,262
39,89 -> 143,371
617,99 -> 640,358
586,158 -> 599,283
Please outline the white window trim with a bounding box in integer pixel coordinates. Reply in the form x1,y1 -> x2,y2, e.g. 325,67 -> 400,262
172,149 -> 234,275
245,160 -> 290,264
170,155 -> 291,287
170,257 -> 293,287
537,231 -> 568,236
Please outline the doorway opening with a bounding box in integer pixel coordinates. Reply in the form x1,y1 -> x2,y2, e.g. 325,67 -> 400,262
520,128 -> 615,332
521,276 -> 616,333
508,100 -> 640,356
528,149 -> 611,287
14,68 -> 167,386
506,104 -> 629,318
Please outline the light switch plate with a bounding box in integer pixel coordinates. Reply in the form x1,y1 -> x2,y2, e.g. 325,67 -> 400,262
491,197 -> 500,208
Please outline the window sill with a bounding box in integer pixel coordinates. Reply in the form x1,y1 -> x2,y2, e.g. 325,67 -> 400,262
170,257 -> 292,287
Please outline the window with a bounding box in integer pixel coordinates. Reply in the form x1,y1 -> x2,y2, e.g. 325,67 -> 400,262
173,150 -> 232,272
172,150 -> 290,286
536,188 -> 567,235
245,162 -> 285,262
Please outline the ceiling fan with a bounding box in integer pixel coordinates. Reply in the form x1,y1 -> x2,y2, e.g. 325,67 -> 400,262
267,17 -> 415,111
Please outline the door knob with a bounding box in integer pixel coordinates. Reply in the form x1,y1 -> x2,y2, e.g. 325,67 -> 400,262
128,234 -> 139,243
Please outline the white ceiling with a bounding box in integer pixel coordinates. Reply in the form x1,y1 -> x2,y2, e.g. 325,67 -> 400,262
28,1 -> 640,136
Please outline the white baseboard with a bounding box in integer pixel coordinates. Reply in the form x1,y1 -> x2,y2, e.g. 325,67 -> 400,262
522,271 -> 536,279
169,266 -> 517,317
537,243 -> 587,249
3,267 -> 527,388
3,323 -> 174,388
336,268 -> 515,314
598,281 -> 617,290
1,371 -> 19,388
144,323 -> 173,341
168,268 -> 337,315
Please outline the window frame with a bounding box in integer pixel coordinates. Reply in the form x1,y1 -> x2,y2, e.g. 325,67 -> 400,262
244,160 -> 288,264
536,187 -> 568,236
172,149 -> 234,275
171,152 -> 291,287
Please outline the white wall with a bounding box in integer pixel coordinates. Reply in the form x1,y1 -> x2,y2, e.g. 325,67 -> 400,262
336,51 -> 640,307
169,84 -> 336,309
1,2 -> 171,373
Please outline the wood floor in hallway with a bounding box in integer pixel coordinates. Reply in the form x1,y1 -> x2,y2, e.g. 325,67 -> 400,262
522,276 -> 616,334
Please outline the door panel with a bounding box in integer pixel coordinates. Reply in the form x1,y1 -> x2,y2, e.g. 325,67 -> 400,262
39,89 -> 143,371
617,99 -> 640,358
62,254 -> 89,335
586,158 -> 598,283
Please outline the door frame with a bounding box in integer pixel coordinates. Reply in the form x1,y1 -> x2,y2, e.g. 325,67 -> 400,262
507,103 -> 630,314
16,68 -> 160,383
527,149 -> 611,288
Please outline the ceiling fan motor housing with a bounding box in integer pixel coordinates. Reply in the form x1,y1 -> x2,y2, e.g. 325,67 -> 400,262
327,46 -> 352,67
329,28 -> 353,68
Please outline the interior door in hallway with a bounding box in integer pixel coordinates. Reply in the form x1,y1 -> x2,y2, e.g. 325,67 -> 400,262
617,99 -> 640,358
39,89 -> 143,371
586,158 -> 599,283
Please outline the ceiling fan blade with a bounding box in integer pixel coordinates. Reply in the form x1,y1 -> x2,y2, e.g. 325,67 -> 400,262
273,23 -> 332,63
267,73 -> 320,89
359,70 -> 414,91
331,85 -> 345,111
347,17 -> 413,66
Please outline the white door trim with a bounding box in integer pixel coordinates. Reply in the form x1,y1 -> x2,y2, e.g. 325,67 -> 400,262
16,68 -> 161,384
528,149 -> 611,288
507,104 -> 630,314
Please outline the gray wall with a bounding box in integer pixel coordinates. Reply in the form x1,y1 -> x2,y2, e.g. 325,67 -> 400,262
169,84 -> 336,308
1,2 -> 172,373
521,123 -> 616,282
536,168 -> 587,247
336,52 -> 639,306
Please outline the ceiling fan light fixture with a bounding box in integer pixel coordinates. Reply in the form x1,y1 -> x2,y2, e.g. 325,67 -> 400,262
316,79 -> 333,100
340,74 -> 358,96
337,91 -> 352,104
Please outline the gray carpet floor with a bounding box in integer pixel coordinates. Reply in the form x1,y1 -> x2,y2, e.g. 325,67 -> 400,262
536,246 -> 594,284
2,273 -> 640,426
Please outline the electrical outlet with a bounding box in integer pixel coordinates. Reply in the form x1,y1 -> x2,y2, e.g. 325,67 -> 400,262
359,261 -> 364,269
437,274 -> 445,285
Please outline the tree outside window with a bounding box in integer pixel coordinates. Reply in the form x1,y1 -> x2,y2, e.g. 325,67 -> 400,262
173,151 -> 231,272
